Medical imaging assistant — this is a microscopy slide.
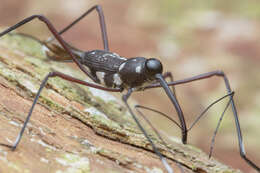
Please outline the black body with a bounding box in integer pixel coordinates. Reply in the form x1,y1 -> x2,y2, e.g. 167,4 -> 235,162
73,49 -> 161,90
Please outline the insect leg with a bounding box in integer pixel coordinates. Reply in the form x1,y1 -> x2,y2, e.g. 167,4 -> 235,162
188,91 -> 234,131
135,92 -> 234,163
46,5 -> 109,51
144,70 -> 260,171
0,15 -> 99,83
135,105 -> 185,173
209,95 -> 232,158
135,90 -> 233,137
135,105 -> 181,129
122,89 -> 174,173
2,71 -> 121,150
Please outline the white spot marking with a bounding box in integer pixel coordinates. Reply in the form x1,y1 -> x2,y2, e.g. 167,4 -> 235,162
132,59 -> 137,61
118,57 -> 127,60
103,53 -> 126,60
113,52 -> 119,56
113,73 -> 122,86
119,62 -> 126,71
135,65 -> 142,73
121,57 -> 127,60
112,53 -> 127,60
103,53 -> 112,58
96,71 -> 106,85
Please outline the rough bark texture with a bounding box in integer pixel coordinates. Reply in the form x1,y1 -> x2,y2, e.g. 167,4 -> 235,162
0,33 -> 242,173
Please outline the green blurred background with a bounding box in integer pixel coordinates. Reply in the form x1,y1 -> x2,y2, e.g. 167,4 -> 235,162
0,0 -> 259,172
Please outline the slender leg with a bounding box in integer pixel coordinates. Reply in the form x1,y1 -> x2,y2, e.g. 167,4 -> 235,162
0,15 -> 98,83
135,105 -> 181,129
122,89 -> 174,173
135,90 -> 234,136
2,71 -> 121,150
188,91 -> 234,131
135,105 -> 185,173
135,91 -> 234,159
46,5 -> 109,51
209,96 -> 232,158
144,70 -> 260,171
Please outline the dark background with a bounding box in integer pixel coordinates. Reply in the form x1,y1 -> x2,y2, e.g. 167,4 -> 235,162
1,0 -> 259,172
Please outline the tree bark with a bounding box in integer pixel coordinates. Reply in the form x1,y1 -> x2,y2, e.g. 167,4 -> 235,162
0,33 -> 242,173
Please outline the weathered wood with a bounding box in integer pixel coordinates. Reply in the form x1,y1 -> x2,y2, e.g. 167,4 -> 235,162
0,33 -> 242,173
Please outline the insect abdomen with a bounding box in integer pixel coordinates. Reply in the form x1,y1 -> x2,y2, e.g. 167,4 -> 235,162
81,50 -> 126,88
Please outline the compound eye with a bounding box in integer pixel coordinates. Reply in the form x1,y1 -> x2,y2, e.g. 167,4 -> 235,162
145,58 -> 163,75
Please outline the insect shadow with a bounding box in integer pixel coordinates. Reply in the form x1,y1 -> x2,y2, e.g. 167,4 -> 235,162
0,5 -> 259,173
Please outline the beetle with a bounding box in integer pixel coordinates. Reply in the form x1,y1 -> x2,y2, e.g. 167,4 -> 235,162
0,5 -> 259,173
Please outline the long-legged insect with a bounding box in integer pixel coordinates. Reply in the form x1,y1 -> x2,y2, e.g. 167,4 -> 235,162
0,5 -> 259,173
